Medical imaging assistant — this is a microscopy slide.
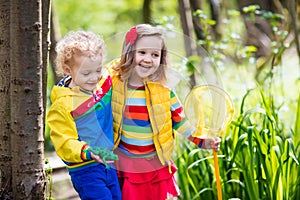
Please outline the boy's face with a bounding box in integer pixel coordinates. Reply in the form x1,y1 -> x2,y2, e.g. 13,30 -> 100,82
131,36 -> 162,83
65,55 -> 103,91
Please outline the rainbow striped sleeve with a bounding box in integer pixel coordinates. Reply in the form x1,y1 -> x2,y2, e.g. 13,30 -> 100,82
170,91 -> 206,148
170,91 -> 193,138
80,144 -> 92,161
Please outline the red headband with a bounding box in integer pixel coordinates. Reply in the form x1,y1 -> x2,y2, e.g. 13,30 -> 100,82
125,26 -> 138,46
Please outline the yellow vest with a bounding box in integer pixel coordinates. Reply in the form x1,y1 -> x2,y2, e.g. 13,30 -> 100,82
112,78 -> 174,166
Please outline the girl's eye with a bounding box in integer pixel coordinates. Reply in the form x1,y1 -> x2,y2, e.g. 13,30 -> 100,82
152,53 -> 160,57
138,50 -> 146,54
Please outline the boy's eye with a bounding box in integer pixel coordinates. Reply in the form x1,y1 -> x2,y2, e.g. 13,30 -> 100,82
82,72 -> 90,76
96,67 -> 103,73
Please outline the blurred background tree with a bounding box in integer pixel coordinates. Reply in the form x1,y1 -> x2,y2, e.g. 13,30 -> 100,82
45,0 -> 300,199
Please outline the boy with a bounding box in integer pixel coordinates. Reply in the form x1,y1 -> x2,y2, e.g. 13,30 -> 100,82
47,30 -> 121,200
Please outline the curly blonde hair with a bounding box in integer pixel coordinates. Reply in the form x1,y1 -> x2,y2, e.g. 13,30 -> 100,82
55,30 -> 106,75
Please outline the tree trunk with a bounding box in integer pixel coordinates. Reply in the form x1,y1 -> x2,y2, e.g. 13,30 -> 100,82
143,0 -> 152,24
237,0 -> 279,57
208,0 -> 221,39
9,0 -> 46,199
49,2 -> 62,83
178,0 -> 197,88
288,0 -> 300,65
42,0 -> 51,114
189,0 -> 204,40
189,0 -> 221,40
0,2 -> 13,199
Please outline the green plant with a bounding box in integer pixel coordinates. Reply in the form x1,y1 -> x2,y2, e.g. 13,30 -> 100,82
174,4 -> 299,199
225,86 -> 299,199
242,5 -> 289,83
189,9 -> 257,80
175,87 -> 299,200
45,159 -> 55,200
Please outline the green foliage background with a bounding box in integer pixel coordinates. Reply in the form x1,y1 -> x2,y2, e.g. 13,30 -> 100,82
47,1 -> 300,199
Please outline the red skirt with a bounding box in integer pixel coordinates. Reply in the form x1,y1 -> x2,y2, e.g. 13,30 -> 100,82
115,151 -> 180,200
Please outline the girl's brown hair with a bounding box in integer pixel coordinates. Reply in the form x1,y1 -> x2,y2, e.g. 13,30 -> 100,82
113,24 -> 168,83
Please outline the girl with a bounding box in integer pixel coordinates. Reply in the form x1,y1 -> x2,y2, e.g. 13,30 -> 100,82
110,24 -> 220,200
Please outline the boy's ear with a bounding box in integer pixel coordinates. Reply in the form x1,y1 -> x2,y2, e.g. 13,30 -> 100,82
63,65 -> 72,75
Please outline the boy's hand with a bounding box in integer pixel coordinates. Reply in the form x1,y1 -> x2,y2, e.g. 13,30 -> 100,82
90,153 -> 115,164
200,137 -> 221,151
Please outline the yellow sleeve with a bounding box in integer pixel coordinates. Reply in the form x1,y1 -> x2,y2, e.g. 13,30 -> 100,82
47,103 -> 85,163
104,59 -> 120,85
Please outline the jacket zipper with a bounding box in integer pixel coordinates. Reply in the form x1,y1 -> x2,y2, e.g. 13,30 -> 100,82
116,80 -> 127,146
145,81 -> 168,165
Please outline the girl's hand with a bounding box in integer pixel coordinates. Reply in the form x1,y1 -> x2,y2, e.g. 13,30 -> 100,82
200,137 -> 221,151
90,153 -> 115,164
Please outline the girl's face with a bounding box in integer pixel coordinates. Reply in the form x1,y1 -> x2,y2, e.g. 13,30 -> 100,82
130,36 -> 162,85
64,54 -> 103,91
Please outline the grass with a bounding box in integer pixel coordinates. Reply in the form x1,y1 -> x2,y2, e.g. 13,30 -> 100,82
174,72 -> 300,199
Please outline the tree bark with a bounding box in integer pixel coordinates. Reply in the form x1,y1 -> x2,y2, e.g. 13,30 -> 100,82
237,0 -> 280,57
42,0 -> 51,114
189,0 -> 204,40
178,0 -> 197,88
9,0 -> 46,199
0,1 -> 13,199
143,0 -> 152,24
208,0 -> 221,39
49,2 -> 62,83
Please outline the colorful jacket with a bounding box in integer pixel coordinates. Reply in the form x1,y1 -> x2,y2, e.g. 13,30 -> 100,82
112,78 -> 201,166
47,76 -> 114,171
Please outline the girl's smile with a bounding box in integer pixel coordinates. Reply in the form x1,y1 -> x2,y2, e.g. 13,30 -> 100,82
130,35 -> 162,85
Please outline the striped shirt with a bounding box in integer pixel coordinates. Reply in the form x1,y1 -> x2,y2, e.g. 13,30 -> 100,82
119,84 -> 192,158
